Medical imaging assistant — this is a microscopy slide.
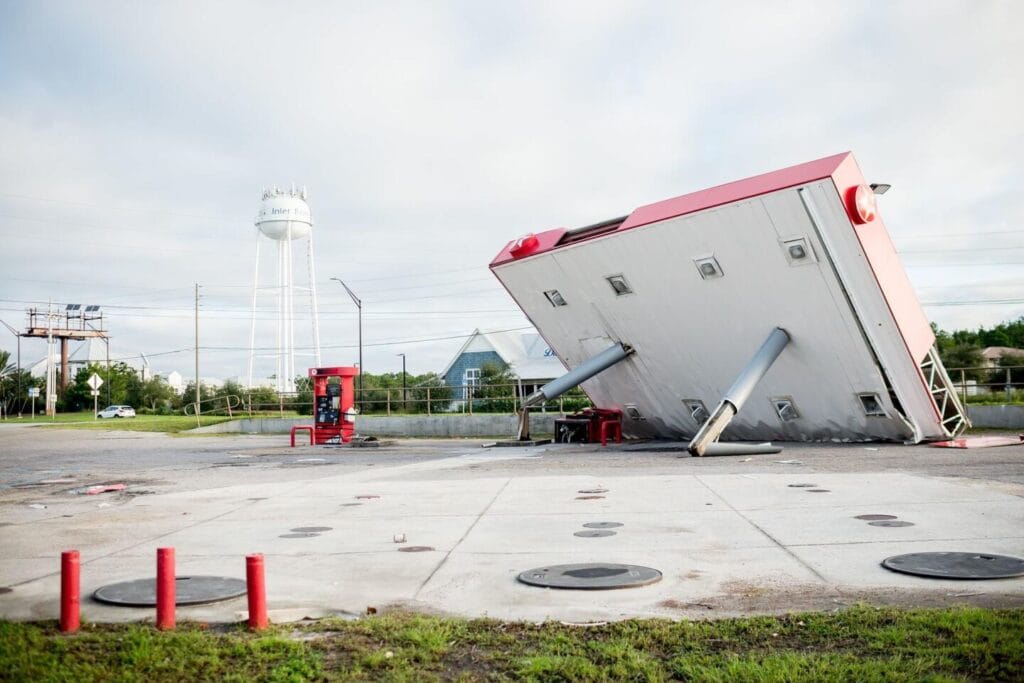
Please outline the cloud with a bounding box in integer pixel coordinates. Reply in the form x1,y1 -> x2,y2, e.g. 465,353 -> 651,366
1,1 -> 1021,379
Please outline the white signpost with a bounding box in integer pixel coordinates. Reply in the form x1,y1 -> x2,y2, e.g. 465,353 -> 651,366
87,373 -> 104,418
27,387 -> 39,418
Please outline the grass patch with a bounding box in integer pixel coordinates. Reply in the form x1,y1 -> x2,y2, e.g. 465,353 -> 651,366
32,414 -> 234,433
2,606 -> 1022,681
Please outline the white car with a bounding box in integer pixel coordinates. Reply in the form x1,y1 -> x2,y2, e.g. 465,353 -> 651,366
97,405 -> 136,419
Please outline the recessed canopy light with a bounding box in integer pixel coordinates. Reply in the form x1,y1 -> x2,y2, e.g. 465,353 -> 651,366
544,289 -> 567,307
694,256 -> 723,280
870,183 -> 891,195
606,275 -> 633,296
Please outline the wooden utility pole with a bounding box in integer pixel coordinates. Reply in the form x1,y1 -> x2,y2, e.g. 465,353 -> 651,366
195,283 -> 200,416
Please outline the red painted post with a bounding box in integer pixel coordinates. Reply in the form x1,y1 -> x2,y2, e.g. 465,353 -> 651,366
60,550 -> 80,633
246,554 -> 268,631
156,547 -> 175,630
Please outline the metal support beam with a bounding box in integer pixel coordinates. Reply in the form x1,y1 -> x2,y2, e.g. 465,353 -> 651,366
518,342 -> 633,440
688,327 -> 791,456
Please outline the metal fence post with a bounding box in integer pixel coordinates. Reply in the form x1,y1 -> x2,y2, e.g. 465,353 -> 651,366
468,386 -> 473,414
960,369 -> 966,403
426,387 -> 431,416
1007,368 -> 1013,402
386,389 -> 391,416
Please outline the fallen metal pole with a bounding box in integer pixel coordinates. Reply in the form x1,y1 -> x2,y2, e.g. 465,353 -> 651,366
518,342 -> 633,440
688,327 -> 790,456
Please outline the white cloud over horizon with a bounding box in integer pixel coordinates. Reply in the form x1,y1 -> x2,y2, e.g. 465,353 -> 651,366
1,0 -> 1021,380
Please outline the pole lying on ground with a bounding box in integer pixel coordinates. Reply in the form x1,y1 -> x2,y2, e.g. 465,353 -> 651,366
156,547 -> 175,630
246,554 -> 268,631
60,550 -> 80,633
517,342 -> 634,440
688,327 -> 791,456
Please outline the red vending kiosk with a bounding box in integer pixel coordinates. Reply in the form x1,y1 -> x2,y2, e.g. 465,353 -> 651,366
309,366 -> 359,444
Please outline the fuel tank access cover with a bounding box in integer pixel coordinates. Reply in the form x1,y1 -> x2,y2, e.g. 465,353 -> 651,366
881,552 -> 1024,580
517,563 -> 662,590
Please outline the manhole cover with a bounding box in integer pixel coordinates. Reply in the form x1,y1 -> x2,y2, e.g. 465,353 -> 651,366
578,488 -> 609,494
93,576 -> 247,606
518,563 -> 662,590
807,489 -> 830,493
788,483 -> 816,488
869,520 -> 915,527
881,552 -> 1024,579
855,514 -> 897,520
290,526 -> 332,533
279,532 -> 320,538
576,495 -> 605,500
398,546 -> 434,553
574,530 -> 616,538
583,522 -> 623,529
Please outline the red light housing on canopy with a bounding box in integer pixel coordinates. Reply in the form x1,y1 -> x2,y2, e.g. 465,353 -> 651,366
509,233 -> 540,258
849,184 -> 877,224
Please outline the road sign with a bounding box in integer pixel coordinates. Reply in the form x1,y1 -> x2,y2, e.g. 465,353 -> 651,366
90,390 -> 99,397
27,387 -> 39,398
87,373 -> 104,390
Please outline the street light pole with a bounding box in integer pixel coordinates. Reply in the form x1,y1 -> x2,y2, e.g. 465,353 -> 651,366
330,278 -> 362,408
397,353 -> 406,408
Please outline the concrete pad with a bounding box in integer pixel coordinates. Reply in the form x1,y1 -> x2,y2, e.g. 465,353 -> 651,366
2,431 -> 1023,623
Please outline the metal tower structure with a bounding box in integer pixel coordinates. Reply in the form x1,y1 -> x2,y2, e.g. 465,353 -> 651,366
247,185 -> 321,394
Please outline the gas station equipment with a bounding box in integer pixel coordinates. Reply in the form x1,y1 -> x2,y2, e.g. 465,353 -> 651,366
308,366 -> 359,444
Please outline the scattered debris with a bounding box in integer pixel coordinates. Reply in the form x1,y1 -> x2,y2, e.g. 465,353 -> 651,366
864,447 -> 879,451
398,546 -> 434,553
28,504 -> 47,510
775,459 -> 803,465
39,478 -> 77,484
393,533 -> 407,544
355,495 -> 380,500
575,495 -> 605,500
366,606 -> 378,615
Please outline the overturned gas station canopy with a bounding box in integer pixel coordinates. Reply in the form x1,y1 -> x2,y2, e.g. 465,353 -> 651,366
491,152 -> 968,443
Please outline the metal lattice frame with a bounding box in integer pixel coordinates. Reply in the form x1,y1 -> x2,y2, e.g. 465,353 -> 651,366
919,346 -> 970,438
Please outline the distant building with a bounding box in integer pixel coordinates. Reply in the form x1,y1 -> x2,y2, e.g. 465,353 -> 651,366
163,371 -> 185,395
439,329 -> 566,399
981,346 -> 1024,367
29,338 -> 108,379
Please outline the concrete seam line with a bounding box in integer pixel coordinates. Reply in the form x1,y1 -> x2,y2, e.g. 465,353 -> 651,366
691,474 -> 831,584
413,477 -> 512,599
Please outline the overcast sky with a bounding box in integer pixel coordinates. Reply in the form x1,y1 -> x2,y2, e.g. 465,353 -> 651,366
1,1 -> 1021,381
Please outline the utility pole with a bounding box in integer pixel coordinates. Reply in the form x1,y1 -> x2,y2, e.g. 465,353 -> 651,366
195,283 -> 201,416
397,353 -> 407,408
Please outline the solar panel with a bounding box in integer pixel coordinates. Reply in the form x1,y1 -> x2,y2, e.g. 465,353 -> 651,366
85,305 -> 100,312
65,304 -> 81,311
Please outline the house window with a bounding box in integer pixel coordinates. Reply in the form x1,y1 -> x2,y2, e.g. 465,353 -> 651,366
464,368 -> 480,399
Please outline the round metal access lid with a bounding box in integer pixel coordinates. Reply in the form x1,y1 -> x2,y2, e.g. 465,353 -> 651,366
93,576 -> 247,606
518,563 -> 662,590
881,552 -> 1024,580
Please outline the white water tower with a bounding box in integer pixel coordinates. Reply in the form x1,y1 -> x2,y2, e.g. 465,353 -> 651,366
247,184 -> 321,393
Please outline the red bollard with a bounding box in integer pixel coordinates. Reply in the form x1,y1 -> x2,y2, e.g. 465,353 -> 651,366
60,550 -> 80,633
156,547 -> 175,630
246,554 -> 268,631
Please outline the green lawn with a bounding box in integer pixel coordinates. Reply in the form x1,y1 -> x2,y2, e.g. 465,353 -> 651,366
2,606 -> 1022,681
13,413 -> 235,433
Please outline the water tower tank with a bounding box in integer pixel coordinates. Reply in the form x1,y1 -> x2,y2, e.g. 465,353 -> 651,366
256,186 -> 312,240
